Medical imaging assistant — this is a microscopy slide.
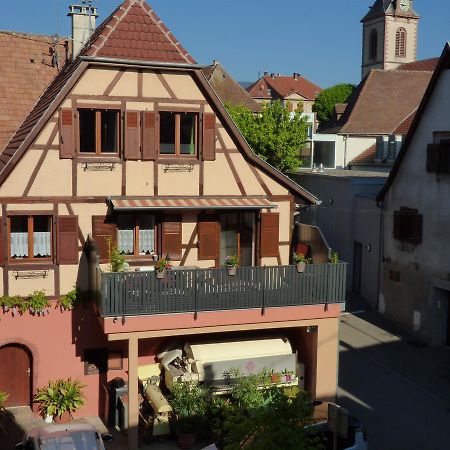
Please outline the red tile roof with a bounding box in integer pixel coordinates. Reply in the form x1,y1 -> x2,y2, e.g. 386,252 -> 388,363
0,31 -> 67,152
397,58 -> 439,72
350,144 -> 376,165
81,0 -> 196,64
246,74 -> 322,101
393,109 -> 417,135
338,69 -> 432,135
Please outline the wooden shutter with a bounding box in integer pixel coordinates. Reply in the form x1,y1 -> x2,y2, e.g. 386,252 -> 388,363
0,217 -> 4,267
198,215 -> 219,260
92,216 -> 117,263
393,210 -> 402,240
413,213 -> 423,244
260,212 -> 279,258
161,216 -> 182,261
59,108 -> 75,159
426,144 -> 440,173
202,113 -> 216,161
57,216 -> 79,265
124,111 -> 141,160
142,111 -> 157,160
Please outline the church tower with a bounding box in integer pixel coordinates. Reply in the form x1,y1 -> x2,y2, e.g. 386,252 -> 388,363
361,0 -> 420,79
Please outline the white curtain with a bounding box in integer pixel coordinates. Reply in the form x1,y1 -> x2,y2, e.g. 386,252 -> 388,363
118,229 -> 134,254
10,232 -> 28,257
33,232 -> 51,257
139,228 -> 154,254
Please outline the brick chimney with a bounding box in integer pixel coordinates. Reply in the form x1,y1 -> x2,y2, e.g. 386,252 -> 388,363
68,3 -> 98,60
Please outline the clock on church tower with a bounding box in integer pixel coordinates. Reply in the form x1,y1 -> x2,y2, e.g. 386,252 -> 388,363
361,0 -> 420,79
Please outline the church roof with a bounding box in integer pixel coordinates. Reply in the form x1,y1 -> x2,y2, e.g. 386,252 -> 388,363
361,0 -> 419,22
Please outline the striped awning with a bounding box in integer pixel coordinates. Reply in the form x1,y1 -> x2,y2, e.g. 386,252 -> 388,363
109,196 -> 276,210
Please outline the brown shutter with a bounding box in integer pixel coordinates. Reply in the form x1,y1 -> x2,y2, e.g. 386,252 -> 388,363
124,111 -> 141,160
92,216 -> 117,263
161,216 -> 182,261
198,215 -> 219,260
0,217 -> 4,267
59,108 -> 75,159
202,113 -> 216,161
426,144 -> 440,173
57,216 -> 79,265
260,212 -> 279,258
142,111 -> 157,160
413,213 -> 423,244
393,211 -> 402,240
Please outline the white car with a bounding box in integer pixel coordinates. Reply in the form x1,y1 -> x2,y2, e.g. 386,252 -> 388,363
15,423 -> 113,450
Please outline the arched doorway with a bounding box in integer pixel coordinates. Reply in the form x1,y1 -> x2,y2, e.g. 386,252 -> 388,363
0,344 -> 32,407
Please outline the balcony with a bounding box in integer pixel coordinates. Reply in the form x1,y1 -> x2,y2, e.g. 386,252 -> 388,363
97,263 -> 347,318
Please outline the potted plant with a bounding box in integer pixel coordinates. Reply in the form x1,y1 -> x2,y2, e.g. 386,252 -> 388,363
329,250 -> 339,264
169,381 -> 209,449
293,253 -> 311,273
155,256 -> 172,279
282,369 -> 294,383
270,370 -> 281,384
34,379 -> 85,424
225,255 -> 239,276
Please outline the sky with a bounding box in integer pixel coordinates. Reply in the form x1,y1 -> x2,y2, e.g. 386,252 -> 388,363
0,0 -> 449,88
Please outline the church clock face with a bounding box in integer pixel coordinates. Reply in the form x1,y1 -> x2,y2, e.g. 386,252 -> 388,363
400,0 -> 410,11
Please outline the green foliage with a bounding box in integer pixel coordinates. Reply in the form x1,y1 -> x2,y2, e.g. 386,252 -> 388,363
154,255 -> 172,273
169,381 -> 209,432
34,378 -> 85,419
226,101 -> 308,172
0,391 -> 8,409
0,292 -> 50,316
293,253 -> 312,264
58,288 -> 87,311
313,83 -> 355,124
107,238 -> 126,272
225,255 -> 239,268
329,251 -> 339,264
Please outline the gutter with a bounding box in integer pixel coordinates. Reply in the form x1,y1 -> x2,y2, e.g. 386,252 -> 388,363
79,56 -> 207,70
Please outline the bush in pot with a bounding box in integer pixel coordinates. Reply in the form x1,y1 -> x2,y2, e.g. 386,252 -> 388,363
293,253 -> 312,273
169,381 -> 209,449
34,378 -> 85,423
155,256 -> 172,279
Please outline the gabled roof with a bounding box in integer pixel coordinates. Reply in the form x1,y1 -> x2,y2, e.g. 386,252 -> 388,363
335,69 -> 432,135
0,31 -> 67,152
0,0 -> 317,205
397,57 -> 439,72
378,43 -> 450,201
361,0 -> 419,22
350,144 -> 377,165
247,74 -> 322,102
201,63 -> 261,113
80,0 -> 195,64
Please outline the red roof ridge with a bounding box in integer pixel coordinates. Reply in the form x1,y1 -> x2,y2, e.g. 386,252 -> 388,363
391,108 -> 417,135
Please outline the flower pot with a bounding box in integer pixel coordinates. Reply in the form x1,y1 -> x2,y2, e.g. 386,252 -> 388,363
227,266 -> 237,276
54,411 -> 71,424
156,269 -> 165,279
176,431 -> 197,449
283,375 -> 292,383
270,373 -> 281,384
296,262 -> 306,273
44,414 -> 53,424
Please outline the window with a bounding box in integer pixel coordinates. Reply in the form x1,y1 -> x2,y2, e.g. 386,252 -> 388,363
369,29 -> 378,61
117,215 -> 155,257
9,215 -> 52,261
393,207 -> 422,244
79,109 -> 120,154
313,141 -> 335,168
160,111 -> 198,156
427,132 -> 450,174
395,28 -> 407,57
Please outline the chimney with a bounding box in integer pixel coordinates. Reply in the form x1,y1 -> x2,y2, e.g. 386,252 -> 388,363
68,3 -> 98,60
293,72 -> 298,80
263,71 -> 269,76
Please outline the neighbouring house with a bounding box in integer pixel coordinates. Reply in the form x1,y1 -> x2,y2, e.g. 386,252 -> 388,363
0,1 -> 346,448
290,170 -> 388,308
377,43 -> 450,345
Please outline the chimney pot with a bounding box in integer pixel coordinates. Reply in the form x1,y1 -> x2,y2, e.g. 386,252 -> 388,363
263,71 -> 268,76
68,3 -> 98,60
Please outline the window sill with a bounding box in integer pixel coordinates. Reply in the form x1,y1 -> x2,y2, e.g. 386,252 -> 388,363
77,156 -> 122,163
8,261 -> 55,270
158,158 -> 200,165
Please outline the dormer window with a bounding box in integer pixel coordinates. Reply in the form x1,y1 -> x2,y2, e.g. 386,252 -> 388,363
159,111 -> 198,156
79,109 -> 120,154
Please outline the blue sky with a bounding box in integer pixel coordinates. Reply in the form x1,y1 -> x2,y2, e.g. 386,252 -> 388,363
1,0 -> 448,88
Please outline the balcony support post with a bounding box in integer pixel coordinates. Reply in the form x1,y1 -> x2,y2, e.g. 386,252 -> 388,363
128,337 -> 139,450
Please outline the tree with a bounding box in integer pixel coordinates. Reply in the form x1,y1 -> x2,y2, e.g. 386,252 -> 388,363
226,101 -> 308,173
313,83 -> 355,124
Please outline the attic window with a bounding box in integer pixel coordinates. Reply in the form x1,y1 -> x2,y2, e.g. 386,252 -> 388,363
159,111 -> 198,156
79,109 -> 120,154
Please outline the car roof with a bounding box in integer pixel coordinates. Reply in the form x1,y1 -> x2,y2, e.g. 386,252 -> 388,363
27,423 -> 98,439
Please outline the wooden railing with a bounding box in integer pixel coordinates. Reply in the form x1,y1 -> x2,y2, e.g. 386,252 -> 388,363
98,263 -> 347,318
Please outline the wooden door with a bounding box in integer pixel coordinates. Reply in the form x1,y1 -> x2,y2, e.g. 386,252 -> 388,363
0,344 -> 32,407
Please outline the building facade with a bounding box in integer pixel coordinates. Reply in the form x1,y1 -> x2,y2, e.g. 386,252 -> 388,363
0,1 -> 346,448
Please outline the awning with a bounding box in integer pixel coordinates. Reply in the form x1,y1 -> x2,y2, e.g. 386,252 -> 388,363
109,196 -> 276,211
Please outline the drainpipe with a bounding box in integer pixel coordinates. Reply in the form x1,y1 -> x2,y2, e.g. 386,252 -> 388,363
343,134 -> 349,168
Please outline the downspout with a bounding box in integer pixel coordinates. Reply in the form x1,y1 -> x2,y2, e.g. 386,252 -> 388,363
343,134 -> 349,168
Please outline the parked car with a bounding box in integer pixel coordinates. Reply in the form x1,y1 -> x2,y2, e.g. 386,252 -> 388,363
15,423 -> 113,450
